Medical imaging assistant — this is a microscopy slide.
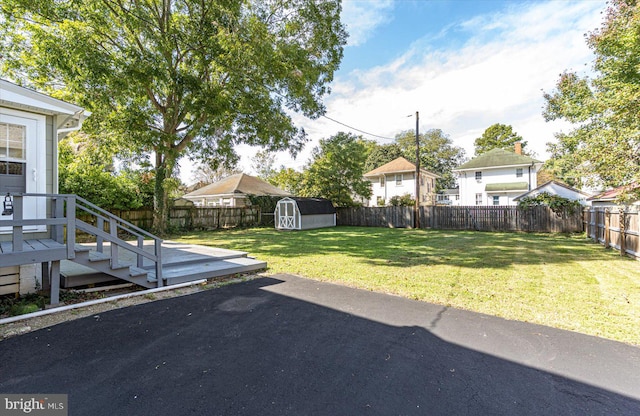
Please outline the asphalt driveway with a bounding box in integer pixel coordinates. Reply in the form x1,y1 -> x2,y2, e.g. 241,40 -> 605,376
1,274 -> 639,415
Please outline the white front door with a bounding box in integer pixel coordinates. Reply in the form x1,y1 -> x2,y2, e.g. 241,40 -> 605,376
0,109 -> 46,232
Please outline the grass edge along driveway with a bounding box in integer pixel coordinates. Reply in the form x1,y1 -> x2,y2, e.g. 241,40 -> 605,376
173,226 -> 640,346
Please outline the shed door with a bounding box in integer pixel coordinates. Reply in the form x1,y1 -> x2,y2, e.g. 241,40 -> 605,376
278,201 -> 296,230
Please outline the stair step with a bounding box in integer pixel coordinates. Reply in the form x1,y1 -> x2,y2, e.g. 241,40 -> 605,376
129,266 -> 148,277
74,244 -> 92,253
89,251 -> 111,262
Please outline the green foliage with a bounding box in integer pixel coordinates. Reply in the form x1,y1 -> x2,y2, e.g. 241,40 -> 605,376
517,192 -> 582,215
0,293 -> 45,317
388,194 -> 415,207
395,129 -> 466,190
268,167 -> 305,195
364,143 -> 404,173
543,0 -> 640,199
300,132 -> 373,207
58,136 -> 150,210
0,0 -> 347,232
246,195 -> 282,213
474,123 -> 527,156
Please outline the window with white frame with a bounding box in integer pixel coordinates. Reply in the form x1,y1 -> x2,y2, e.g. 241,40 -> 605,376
379,176 -> 384,187
516,168 -> 523,178
493,196 -> 500,205
475,193 -> 482,205
395,174 -> 403,186
0,122 -> 26,176
475,171 -> 482,181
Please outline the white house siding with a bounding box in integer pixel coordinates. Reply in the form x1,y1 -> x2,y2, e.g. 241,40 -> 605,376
368,173 -> 416,206
457,166 -> 537,206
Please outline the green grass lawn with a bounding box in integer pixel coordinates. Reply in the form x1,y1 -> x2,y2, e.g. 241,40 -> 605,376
172,226 -> 640,345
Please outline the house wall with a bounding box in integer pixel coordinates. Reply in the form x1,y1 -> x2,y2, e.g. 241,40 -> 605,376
457,165 -> 538,206
368,173 -> 438,207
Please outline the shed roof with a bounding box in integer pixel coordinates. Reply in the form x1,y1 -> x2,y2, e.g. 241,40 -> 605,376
286,197 -> 336,215
514,180 -> 592,201
183,173 -> 290,198
363,157 -> 440,178
454,148 -> 541,171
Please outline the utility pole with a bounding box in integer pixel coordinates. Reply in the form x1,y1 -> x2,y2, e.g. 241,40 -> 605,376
414,111 -> 420,229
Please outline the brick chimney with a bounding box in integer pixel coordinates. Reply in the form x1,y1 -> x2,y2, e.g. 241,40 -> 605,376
514,141 -> 522,155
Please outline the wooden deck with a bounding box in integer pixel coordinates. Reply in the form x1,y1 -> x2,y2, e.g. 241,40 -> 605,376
61,240 -> 266,288
0,238 -> 68,268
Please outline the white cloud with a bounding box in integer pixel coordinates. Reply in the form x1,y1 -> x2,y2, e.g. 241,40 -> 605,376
341,0 -> 395,47
288,0 -> 606,166
185,0 -> 606,184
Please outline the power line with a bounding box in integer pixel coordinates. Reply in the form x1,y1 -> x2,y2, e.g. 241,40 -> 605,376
321,115 -> 395,141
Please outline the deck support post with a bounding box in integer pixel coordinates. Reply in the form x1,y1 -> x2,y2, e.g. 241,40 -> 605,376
49,260 -> 61,305
41,261 -> 50,291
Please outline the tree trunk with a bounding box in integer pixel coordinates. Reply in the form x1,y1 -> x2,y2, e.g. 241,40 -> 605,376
153,153 -> 173,235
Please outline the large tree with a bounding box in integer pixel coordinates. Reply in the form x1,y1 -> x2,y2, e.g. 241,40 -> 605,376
395,129 -> 466,190
300,132 -> 372,206
0,0 -> 346,232
268,167 -> 305,195
474,123 -> 527,156
363,143 -> 404,173
543,0 -> 640,199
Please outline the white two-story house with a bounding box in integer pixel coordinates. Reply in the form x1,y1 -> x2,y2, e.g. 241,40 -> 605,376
363,157 -> 440,207
453,147 -> 543,206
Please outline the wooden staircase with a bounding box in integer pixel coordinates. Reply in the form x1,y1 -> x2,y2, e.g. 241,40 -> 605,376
0,193 -> 266,304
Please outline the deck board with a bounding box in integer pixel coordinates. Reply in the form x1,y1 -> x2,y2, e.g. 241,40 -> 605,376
0,238 -> 67,267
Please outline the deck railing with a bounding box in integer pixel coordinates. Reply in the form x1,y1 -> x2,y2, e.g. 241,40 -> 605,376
0,193 -> 163,286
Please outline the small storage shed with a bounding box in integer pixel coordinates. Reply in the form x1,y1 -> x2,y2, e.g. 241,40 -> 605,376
275,197 -> 336,230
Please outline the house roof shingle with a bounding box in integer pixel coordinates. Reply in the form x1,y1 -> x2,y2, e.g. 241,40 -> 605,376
363,157 -> 440,178
183,173 -> 290,198
454,148 -> 541,171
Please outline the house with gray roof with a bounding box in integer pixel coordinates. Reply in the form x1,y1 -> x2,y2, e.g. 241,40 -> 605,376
182,173 -> 290,207
452,146 -> 543,206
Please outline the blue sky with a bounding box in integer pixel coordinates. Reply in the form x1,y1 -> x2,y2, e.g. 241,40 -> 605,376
185,0 -> 608,183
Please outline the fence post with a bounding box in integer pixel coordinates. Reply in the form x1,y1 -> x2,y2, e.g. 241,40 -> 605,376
620,209 -> 626,257
604,209 -> 610,248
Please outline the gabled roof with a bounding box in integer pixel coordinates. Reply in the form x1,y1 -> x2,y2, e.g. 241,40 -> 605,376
514,181 -> 592,201
1,79 -> 90,129
183,173 -> 290,198
454,148 -> 541,171
283,197 -> 336,215
363,157 -> 440,178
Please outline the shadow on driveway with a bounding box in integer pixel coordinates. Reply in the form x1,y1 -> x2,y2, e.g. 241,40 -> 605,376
1,275 -> 639,415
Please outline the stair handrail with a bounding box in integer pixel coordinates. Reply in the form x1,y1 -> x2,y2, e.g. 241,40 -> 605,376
9,193 -> 163,286
73,195 -> 163,286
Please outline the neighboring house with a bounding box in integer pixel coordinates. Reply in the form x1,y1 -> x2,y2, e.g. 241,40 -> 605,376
363,157 -> 440,207
1,79 -> 88,295
436,188 -> 460,206
587,183 -> 640,209
514,181 -> 592,206
453,146 -> 543,206
182,173 -> 290,207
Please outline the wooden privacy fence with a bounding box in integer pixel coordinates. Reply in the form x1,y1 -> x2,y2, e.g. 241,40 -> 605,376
336,205 -> 584,233
79,206 -> 261,232
584,208 -> 639,259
